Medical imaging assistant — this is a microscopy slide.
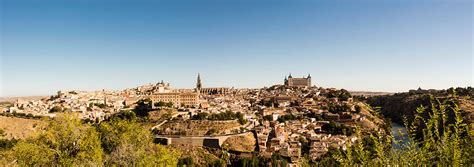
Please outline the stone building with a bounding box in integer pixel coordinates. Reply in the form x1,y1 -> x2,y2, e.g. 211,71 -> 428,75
284,73 -> 312,88
144,82 -> 199,107
195,73 -> 231,95
147,92 -> 199,107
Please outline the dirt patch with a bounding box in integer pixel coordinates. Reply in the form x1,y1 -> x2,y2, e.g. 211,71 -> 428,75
222,133 -> 256,152
148,109 -> 176,122
0,116 -> 43,139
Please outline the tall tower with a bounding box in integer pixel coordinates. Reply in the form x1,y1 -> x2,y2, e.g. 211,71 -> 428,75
196,73 -> 202,90
307,73 -> 312,87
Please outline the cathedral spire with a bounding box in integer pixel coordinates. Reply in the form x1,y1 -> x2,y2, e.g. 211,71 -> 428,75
196,73 -> 202,90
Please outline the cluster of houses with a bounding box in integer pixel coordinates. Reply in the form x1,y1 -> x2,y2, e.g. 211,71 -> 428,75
245,85 -> 365,123
203,96 -> 251,114
244,85 -> 367,164
5,90 -> 126,121
3,81 -> 199,121
255,118 -> 357,163
1,76 -> 380,166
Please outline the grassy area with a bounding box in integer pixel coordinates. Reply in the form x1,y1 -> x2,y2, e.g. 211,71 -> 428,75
0,102 -> 13,108
0,116 -> 43,139
148,109 -> 177,122
157,120 -> 241,136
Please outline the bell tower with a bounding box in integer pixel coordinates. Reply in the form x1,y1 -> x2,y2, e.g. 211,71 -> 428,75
196,73 -> 202,90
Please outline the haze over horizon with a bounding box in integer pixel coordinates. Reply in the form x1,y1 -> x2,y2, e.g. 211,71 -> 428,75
1,0 -> 473,97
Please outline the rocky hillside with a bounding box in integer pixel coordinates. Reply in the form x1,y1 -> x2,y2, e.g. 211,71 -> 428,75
221,133 -> 256,153
365,87 -> 474,127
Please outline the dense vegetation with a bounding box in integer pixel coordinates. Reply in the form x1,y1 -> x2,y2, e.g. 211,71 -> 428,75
366,87 -> 473,125
314,98 -> 474,166
133,98 -> 154,117
132,98 -> 174,118
0,112 -> 46,119
277,114 -> 299,122
192,110 -> 248,125
154,101 -> 174,108
0,112 -> 179,166
1,89 -> 472,166
0,102 -> 13,108
0,129 -> 17,150
232,153 -> 289,167
323,89 -> 352,101
321,121 -> 355,136
326,103 -> 352,114
211,97 -> 473,166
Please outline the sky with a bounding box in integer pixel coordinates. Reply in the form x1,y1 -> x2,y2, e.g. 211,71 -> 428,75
0,0 -> 472,97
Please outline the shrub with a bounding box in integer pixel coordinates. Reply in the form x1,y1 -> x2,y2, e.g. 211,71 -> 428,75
178,157 -> 194,167
263,115 -> 273,121
355,105 -> 362,113
206,129 -> 218,135
49,106 -> 63,113
321,121 -> 354,136
277,114 -> 298,122
0,138 -> 18,150
1,113 -> 180,166
4,113 -> 104,166
0,128 -> 5,137
318,98 -> 474,166
97,114 -> 179,166
133,99 -> 153,117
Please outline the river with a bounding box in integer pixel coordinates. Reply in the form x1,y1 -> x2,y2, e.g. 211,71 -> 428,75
391,121 -> 409,149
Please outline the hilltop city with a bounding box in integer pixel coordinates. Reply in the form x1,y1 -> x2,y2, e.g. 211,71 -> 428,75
0,73 -> 395,166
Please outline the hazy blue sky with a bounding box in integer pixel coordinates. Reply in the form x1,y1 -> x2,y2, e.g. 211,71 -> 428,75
1,0 -> 472,96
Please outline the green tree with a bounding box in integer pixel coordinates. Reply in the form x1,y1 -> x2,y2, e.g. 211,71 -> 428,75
97,114 -> 179,166
277,114 -> 297,122
193,112 -> 209,120
166,102 -> 174,108
134,98 -> 153,117
355,105 -> 362,113
6,113 -> 104,166
263,115 -> 273,121
154,101 -> 173,108
325,98 -> 474,166
236,112 -> 247,125
155,101 -> 167,107
0,128 -> 4,137
178,157 -> 194,167
9,141 -> 55,166
0,138 -> 17,150
49,106 -> 63,113
206,129 -> 218,136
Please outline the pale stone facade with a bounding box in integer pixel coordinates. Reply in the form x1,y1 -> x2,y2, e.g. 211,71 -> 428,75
147,92 -> 199,107
284,73 -> 312,88
144,82 -> 200,107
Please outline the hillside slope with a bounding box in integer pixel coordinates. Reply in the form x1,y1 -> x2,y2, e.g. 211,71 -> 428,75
366,88 -> 473,129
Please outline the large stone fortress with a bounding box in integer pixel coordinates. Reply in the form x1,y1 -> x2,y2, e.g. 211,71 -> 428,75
284,73 -> 312,88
